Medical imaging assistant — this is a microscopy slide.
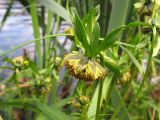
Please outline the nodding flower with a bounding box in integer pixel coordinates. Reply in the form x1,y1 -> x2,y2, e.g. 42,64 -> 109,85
64,51 -> 106,82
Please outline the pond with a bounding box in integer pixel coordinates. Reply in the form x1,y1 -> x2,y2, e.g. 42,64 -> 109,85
0,0 -> 71,78
0,0 -> 34,57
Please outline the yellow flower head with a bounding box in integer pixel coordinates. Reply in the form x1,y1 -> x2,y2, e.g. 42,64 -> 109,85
12,56 -> 24,65
79,95 -> 90,105
64,27 -> 74,40
64,51 -> 106,82
118,71 -> 131,84
12,56 -> 29,68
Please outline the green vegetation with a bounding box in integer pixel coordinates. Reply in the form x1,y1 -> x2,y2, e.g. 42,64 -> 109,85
0,0 -> 160,120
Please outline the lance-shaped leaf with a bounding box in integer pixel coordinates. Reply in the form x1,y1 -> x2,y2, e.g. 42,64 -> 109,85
71,9 -> 90,54
98,22 -> 148,53
99,25 -> 126,51
120,45 -> 144,75
152,30 -> 160,57
90,22 -> 100,57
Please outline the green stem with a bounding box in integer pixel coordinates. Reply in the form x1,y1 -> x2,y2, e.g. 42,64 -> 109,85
151,61 -> 157,76
82,105 -> 89,120
51,70 -> 58,103
120,34 -> 154,120
110,66 -> 136,120
0,66 -> 14,70
29,0 -> 42,68
15,69 -> 22,99
45,10 -> 53,67
120,1 -> 156,119
95,80 -> 103,120
152,0 -> 156,19
0,33 -> 72,57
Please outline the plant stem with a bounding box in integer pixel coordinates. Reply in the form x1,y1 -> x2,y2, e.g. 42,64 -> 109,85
29,0 -> 42,68
0,66 -> 14,70
120,0 -> 156,119
95,80 -> 103,120
151,61 -> 156,76
15,69 -> 22,99
120,32 -> 154,120
152,0 -> 156,19
45,10 -> 53,67
82,105 -> 89,120
51,70 -> 58,103
0,33 -> 72,57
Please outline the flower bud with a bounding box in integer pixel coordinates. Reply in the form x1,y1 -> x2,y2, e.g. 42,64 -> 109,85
79,95 -> 90,105
64,27 -> 74,40
64,51 -> 106,82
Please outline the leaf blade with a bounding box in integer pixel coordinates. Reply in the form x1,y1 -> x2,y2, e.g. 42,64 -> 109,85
38,0 -> 71,23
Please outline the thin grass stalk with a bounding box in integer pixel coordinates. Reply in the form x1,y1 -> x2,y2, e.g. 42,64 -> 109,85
99,0 -> 110,36
80,0 -> 86,16
0,0 -> 14,29
15,69 -> 22,99
100,73 -> 119,119
95,79 -> 103,120
120,38 -> 153,120
29,0 -> 42,68
45,10 -> 53,67
0,34 -> 72,57
120,0 -> 156,118
82,105 -> 89,120
88,0 -> 94,8
110,66 -> 136,120
50,0 -> 61,104
85,0 -> 89,13
151,61 -> 157,76
41,6 -> 46,68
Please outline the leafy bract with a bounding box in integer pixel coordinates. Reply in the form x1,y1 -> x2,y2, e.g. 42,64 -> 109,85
90,22 -> 100,57
71,8 -> 90,55
97,22 -> 148,54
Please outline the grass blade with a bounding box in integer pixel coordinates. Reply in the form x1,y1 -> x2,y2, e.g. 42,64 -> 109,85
29,0 -> 42,68
120,45 -> 144,75
0,34 -> 70,57
38,0 -> 71,23
0,0 -> 14,29
111,87 -> 131,120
